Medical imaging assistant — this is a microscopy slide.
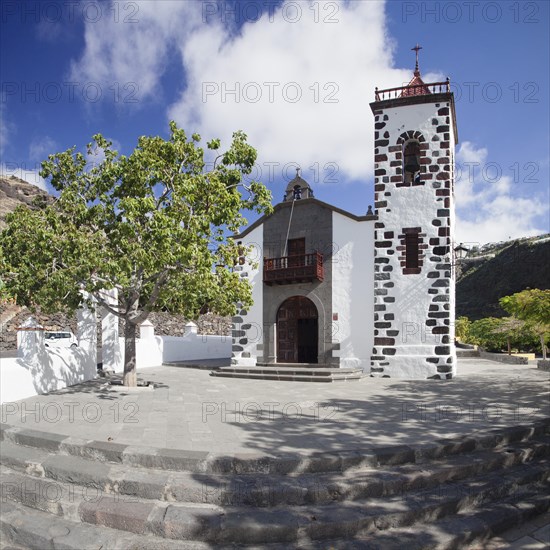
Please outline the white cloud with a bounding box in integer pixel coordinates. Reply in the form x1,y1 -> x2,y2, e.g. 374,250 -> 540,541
0,163 -> 48,191
69,0 -> 427,182
0,101 -> 12,155
29,136 -> 58,162
69,1 -> 203,104
455,141 -> 547,244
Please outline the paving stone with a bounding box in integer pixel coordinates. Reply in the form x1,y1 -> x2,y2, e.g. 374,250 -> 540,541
79,496 -> 155,535
42,454 -> 111,488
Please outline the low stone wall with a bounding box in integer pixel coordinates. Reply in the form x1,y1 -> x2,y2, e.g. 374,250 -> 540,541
537,360 -> 550,372
0,308 -> 78,352
1,307 -> 231,351
478,349 -> 528,365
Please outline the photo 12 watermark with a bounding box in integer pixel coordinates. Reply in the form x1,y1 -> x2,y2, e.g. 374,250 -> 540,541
1,1 -> 140,24
201,81 -> 339,104
202,1 -> 340,24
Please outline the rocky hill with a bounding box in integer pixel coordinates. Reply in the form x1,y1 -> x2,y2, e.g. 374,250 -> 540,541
0,175 -> 52,229
456,235 -> 550,320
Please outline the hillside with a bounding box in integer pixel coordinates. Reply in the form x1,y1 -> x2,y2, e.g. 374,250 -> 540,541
456,235 -> 550,320
0,175 -> 52,229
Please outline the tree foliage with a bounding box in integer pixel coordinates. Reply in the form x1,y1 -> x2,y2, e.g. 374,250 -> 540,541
0,122 -> 273,384
500,289 -> 550,358
455,316 -> 471,342
468,316 -> 537,353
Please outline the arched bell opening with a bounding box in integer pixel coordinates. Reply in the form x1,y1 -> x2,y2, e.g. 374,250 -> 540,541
403,140 -> 421,185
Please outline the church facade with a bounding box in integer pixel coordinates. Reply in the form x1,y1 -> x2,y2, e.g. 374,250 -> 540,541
231,61 -> 458,379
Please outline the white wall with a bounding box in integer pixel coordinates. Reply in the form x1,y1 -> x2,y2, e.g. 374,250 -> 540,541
233,224 -> 263,366
1,346 -> 97,405
332,213 -> 375,370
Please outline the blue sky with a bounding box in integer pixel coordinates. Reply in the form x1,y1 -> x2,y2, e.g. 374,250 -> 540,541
1,0 -> 549,246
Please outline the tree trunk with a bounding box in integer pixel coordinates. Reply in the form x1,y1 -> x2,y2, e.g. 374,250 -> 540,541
507,337 -> 511,355
123,321 -> 138,387
541,335 -> 547,360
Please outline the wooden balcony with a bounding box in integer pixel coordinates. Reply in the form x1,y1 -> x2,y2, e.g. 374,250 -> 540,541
263,252 -> 324,285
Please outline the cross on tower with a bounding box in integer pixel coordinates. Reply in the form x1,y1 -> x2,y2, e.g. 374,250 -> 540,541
412,43 -> 422,76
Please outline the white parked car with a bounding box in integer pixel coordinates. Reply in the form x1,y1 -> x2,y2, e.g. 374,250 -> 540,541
44,331 -> 78,348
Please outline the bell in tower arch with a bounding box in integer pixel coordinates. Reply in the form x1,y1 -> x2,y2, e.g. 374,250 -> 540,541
404,140 -> 421,174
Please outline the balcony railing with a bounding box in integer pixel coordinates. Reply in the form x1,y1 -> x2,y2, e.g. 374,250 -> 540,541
263,252 -> 324,285
374,80 -> 451,101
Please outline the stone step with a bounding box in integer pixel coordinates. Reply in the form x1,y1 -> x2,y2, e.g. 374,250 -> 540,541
0,500 -> 209,550
1,435 -> 549,508
256,362 -> 331,368
210,366 -> 365,382
456,349 -> 480,358
3,484 -> 548,550
2,419 -> 549,475
1,457 -> 548,544
210,372 -> 363,382
215,365 -> 362,374
284,488 -> 550,549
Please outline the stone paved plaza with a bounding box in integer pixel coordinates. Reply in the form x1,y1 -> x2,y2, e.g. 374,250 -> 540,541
1,358 -> 548,455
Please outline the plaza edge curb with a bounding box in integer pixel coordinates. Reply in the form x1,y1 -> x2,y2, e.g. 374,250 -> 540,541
1,417 -> 549,474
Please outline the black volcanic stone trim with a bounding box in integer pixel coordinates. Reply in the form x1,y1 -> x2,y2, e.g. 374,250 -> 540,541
382,348 -> 396,355
435,346 -> 451,355
429,312 -> 450,319
432,326 -> 450,334
375,322 -> 391,328
375,337 -> 395,346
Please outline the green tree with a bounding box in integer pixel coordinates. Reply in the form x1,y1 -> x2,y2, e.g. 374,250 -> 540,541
491,317 -> 525,355
500,289 -> 550,359
455,316 -> 471,343
0,122 -> 272,385
469,317 -> 509,352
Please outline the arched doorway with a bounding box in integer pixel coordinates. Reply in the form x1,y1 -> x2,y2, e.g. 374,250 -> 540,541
277,296 -> 318,363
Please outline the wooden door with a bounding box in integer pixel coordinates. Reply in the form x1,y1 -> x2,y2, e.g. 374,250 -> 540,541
277,296 -> 318,363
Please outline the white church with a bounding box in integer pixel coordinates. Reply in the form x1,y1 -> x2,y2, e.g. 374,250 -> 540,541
221,51 -> 458,381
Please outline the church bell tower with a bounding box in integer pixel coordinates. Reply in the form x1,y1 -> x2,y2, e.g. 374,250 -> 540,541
370,45 -> 459,379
